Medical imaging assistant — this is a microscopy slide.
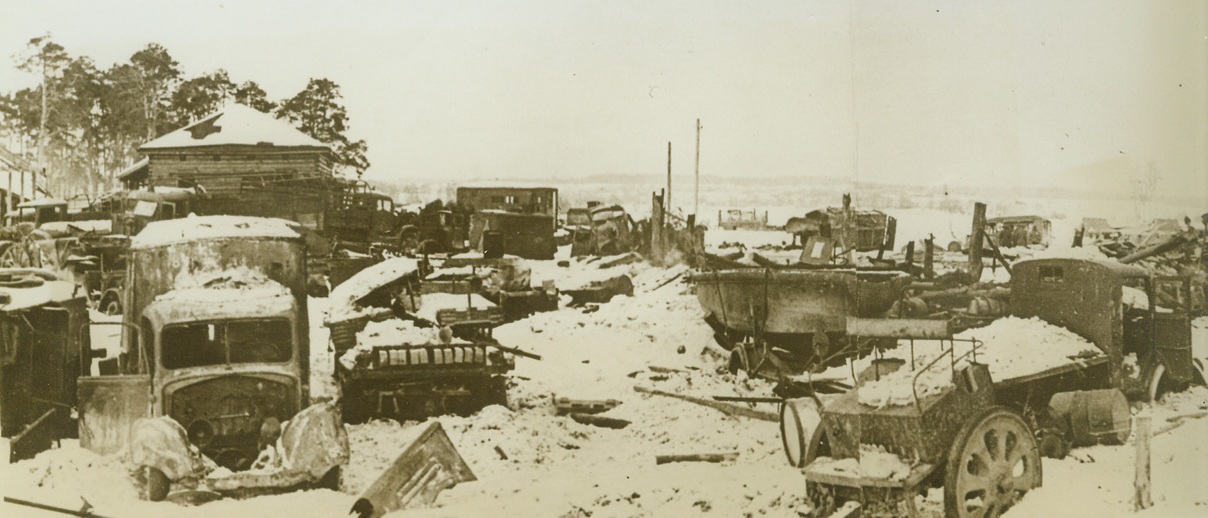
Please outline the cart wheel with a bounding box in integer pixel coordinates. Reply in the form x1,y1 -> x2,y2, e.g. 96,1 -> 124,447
142,466 -> 170,502
945,407 -> 1041,518
780,398 -> 821,468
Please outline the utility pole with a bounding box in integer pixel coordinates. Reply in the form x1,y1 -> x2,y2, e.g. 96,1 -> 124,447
694,119 -> 701,218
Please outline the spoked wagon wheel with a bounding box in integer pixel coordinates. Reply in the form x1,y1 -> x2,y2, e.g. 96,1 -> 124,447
945,407 -> 1041,518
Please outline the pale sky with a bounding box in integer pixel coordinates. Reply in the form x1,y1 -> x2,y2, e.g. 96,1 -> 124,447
2,0 -> 1205,201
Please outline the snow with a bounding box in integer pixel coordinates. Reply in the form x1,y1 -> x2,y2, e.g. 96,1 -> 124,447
129,214 -> 299,249
338,319 -> 471,371
38,219 -> 112,235
2,206 -> 1204,518
799,317 -> 1103,408
526,254 -> 645,292
412,292 -> 496,323
325,257 -> 420,324
808,444 -> 916,481
139,103 -> 329,150
0,277 -> 77,311
155,265 -> 293,312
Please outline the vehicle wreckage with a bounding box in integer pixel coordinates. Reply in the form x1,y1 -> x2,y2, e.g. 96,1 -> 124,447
77,215 -> 349,502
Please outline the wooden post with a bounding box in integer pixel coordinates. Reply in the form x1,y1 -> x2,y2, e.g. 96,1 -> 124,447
968,202 -> 987,282
1134,414 -> 1153,510
651,190 -> 665,264
666,141 -> 672,221
924,235 -> 935,279
904,241 -> 915,269
694,119 -> 701,218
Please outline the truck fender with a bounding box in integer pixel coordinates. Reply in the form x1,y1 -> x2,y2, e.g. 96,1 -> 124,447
130,417 -> 207,482
279,402 -> 350,480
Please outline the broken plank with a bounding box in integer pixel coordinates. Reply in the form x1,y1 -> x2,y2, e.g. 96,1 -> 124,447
569,413 -> 631,429
655,452 -> 738,465
633,385 -> 777,422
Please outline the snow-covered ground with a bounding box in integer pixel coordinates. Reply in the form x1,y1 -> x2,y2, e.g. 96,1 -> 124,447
3,219 -> 1207,517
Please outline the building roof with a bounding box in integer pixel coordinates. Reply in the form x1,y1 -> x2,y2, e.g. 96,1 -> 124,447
139,104 -> 330,152
117,157 -> 149,181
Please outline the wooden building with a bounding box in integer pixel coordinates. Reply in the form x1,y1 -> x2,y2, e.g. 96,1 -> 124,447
133,104 -> 338,229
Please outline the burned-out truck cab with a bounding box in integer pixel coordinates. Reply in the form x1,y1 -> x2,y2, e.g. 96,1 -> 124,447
78,215 -> 348,502
1011,258 -> 1201,401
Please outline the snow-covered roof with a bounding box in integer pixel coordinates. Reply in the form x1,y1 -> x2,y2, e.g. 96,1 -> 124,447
130,215 -> 299,249
39,220 -> 113,235
116,157 -> 149,180
139,104 -> 329,151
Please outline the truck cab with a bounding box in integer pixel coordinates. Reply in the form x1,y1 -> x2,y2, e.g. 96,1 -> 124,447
77,216 -> 347,501
140,284 -> 303,471
1011,258 -> 1200,401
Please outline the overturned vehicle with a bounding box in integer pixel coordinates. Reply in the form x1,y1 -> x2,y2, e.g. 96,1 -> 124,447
77,216 -> 348,502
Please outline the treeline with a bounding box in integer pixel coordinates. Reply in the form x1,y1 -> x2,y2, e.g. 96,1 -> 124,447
0,34 -> 369,198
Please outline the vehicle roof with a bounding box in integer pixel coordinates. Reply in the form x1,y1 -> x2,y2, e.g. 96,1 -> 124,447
988,215 -> 1049,224
130,215 -> 299,249
0,270 -> 77,311
144,285 -> 296,326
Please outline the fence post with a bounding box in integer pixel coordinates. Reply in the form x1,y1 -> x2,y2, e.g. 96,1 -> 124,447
1134,414 -> 1152,511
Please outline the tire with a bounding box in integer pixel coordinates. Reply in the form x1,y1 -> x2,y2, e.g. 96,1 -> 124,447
944,407 -> 1041,518
727,346 -> 750,376
143,466 -> 170,502
102,292 -> 122,316
1147,362 -> 1196,403
318,466 -> 341,491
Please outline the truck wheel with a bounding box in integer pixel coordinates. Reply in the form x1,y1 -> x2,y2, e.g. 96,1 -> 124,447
1147,363 -> 1187,403
341,397 -> 369,424
944,407 -> 1041,518
143,466 -> 170,501
101,291 -> 122,316
318,466 -> 341,491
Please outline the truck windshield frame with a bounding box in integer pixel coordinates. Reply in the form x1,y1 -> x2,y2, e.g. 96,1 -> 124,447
160,318 -> 294,370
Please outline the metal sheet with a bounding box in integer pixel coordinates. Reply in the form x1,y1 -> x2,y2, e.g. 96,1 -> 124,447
77,375 -> 150,456
353,421 -> 475,517
845,317 -> 951,339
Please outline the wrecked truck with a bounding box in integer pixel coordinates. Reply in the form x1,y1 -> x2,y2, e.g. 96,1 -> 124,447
325,257 -> 531,423
77,215 -> 348,501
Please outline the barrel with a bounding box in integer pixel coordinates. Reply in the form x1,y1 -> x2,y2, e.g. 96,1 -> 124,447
1047,389 -> 1130,446
779,397 -> 822,468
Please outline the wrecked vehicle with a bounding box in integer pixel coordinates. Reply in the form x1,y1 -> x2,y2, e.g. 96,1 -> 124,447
718,208 -> 769,231
569,204 -> 638,257
784,198 -> 896,253
77,216 -> 348,501
786,257 -> 1203,517
987,215 -> 1051,249
0,269 -> 92,462
325,257 -> 532,423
